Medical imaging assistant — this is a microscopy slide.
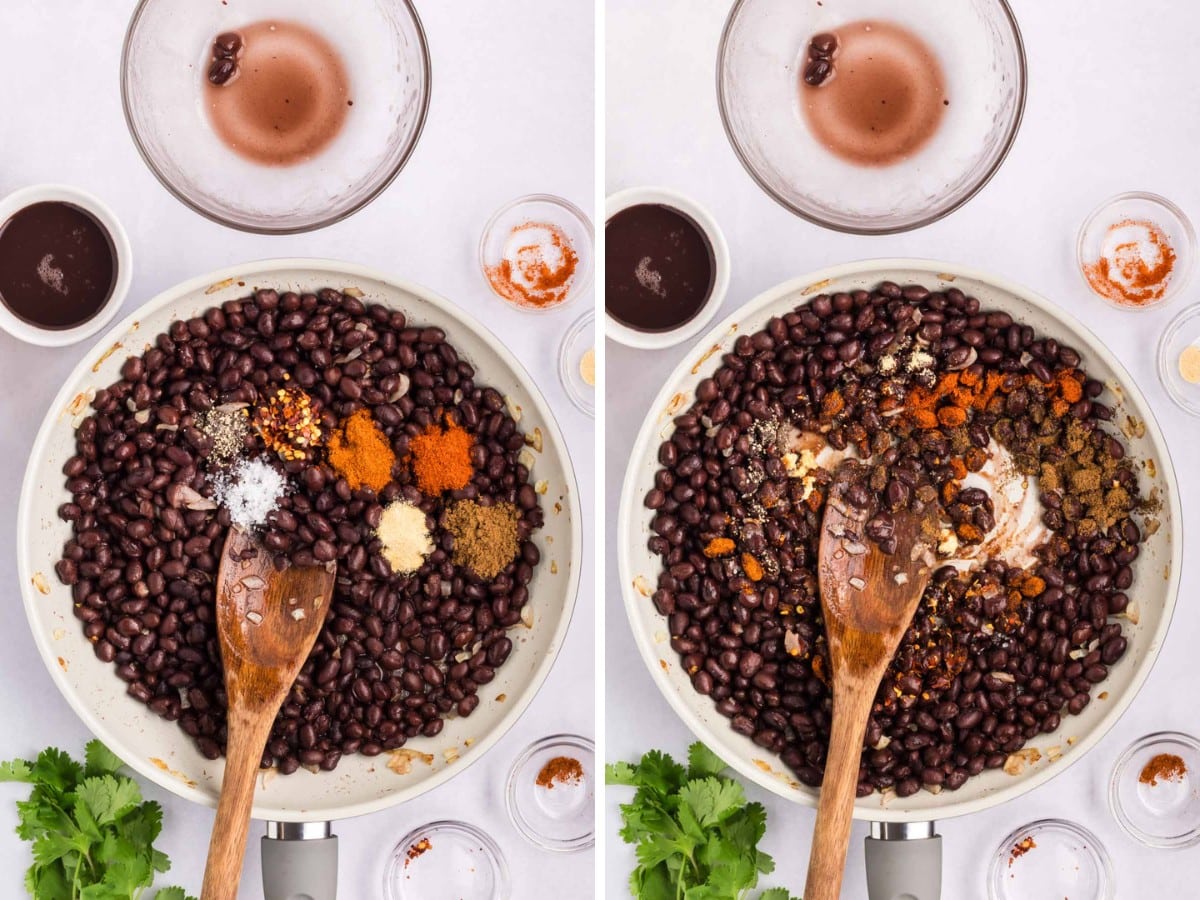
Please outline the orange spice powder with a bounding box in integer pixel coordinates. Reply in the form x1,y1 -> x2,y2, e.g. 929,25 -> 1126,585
409,419 -> 474,495
327,409 -> 395,492
703,537 -> 736,558
485,221 -> 579,309
1083,218 -> 1177,306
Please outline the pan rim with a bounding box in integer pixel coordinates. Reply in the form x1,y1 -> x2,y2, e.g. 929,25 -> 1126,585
617,256 -> 1182,822
18,257 -> 583,822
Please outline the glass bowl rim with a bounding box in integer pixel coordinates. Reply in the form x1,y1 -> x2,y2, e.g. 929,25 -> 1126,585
986,817 -> 1114,900
1157,304 -> 1200,417
715,0 -> 1028,236
476,193 -> 595,313
557,309 -> 596,417
119,0 -> 432,235
382,818 -> 512,900
1074,190 -> 1197,311
504,732 -> 596,852
1108,730 -> 1200,849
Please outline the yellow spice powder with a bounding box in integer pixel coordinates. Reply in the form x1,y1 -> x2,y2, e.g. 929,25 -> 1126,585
579,348 -> 596,387
376,501 -> 432,574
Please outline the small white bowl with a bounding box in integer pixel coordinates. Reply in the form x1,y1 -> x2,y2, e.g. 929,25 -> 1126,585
605,187 -> 730,349
0,184 -> 132,347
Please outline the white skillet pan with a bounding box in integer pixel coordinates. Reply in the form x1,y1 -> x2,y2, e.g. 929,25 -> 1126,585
619,259 -> 1180,899
18,259 -> 582,899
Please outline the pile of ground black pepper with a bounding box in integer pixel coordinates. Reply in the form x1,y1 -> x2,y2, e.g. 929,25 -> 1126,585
644,281 -> 1151,798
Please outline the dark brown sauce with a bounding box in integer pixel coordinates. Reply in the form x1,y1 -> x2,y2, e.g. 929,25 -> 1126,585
204,20 -> 351,167
606,204 -> 714,332
801,20 -> 947,167
0,202 -> 116,330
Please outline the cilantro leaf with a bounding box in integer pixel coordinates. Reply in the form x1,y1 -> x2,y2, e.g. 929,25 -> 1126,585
78,774 -> 143,826
0,758 -> 34,784
687,743 -> 727,779
84,741 -> 124,778
608,742 -> 802,900
679,777 -> 745,828
32,748 -> 83,793
0,742 -> 195,899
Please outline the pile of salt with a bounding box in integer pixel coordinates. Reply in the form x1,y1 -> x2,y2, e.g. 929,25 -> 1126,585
210,457 -> 288,530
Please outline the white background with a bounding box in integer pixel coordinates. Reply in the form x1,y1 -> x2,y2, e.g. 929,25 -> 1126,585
0,1 -> 594,898
606,1 -> 1200,898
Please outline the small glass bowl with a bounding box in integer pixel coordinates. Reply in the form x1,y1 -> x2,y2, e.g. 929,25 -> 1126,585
1109,731 -> 1200,849
1076,192 -> 1196,310
558,311 -> 596,417
383,820 -> 511,900
987,819 -> 1113,900
505,734 -> 595,852
1157,304 -> 1200,417
478,195 -> 594,313
122,0 -> 430,233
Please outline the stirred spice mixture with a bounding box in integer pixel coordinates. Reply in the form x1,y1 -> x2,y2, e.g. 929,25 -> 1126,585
643,280 -> 1153,799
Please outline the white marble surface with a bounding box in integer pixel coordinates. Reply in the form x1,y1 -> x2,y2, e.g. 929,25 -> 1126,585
606,1 -> 1200,897
0,1 -> 594,897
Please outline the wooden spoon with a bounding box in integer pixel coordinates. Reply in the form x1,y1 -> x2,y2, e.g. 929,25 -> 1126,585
200,527 -> 336,900
803,462 -> 940,900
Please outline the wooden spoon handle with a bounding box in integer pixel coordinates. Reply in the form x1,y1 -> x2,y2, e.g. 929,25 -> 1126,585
201,710 -> 275,900
803,684 -> 875,900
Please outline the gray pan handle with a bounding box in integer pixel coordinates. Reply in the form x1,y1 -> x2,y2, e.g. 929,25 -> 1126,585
261,821 -> 338,900
864,821 -> 941,900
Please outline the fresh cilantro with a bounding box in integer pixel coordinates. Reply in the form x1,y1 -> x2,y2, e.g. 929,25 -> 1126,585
0,740 -> 195,900
606,742 -> 802,900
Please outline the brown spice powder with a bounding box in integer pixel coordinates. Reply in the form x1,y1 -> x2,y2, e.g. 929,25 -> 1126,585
1139,752 -> 1187,786
536,755 -> 584,789
444,500 -> 521,580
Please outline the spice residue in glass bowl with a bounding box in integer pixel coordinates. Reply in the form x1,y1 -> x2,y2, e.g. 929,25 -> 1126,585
1178,345 -> 1200,384
404,837 -> 432,868
799,20 -> 949,168
1082,218 -> 1177,307
203,20 -> 353,167
535,755 -> 584,789
1007,835 -> 1036,867
485,221 -> 580,309
1140,753 -> 1188,787
579,348 -> 595,386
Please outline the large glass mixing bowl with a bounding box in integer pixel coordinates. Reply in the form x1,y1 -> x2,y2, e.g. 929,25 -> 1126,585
718,0 -> 1026,234
122,0 -> 430,234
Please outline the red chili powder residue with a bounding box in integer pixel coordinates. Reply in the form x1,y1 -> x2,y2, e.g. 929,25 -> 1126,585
1007,835 -> 1036,867
404,837 -> 432,868
535,755 -> 584,789
486,221 -> 579,309
1139,752 -> 1187,786
1082,218 -> 1177,306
